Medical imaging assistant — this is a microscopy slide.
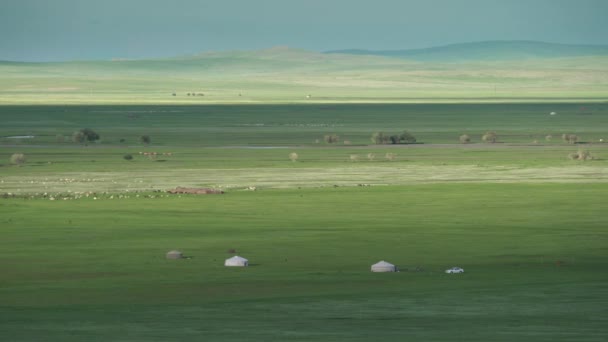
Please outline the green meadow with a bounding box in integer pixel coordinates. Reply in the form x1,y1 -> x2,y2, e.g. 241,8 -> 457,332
1,103 -> 607,340
1,48 -> 608,104
1,184 -> 607,341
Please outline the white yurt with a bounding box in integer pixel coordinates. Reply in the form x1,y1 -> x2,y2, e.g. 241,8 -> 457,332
166,250 -> 184,259
371,260 -> 397,272
225,255 -> 249,267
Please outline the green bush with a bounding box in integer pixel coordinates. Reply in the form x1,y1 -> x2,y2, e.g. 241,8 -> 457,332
73,128 -> 100,144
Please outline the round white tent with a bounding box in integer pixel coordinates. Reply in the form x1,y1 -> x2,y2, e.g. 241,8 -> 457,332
371,260 -> 397,272
166,250 -> 184,259
225,255 -> 249,267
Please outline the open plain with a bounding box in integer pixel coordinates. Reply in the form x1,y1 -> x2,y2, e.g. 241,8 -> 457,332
1,102 -> 607,341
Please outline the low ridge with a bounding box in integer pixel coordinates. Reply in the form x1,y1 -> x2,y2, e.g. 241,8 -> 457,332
326,40 -> 608,61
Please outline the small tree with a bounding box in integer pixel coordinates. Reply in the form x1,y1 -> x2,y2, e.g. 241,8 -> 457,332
289,152 -> 298,162
10,153 -> 26,165
140,135 -> 151,145
73,128 -> 100,144
367,153 -> 375,161
389,135 -> 400,144
385,152 -> 396,161
399,131 -> 416,144
459,134 -> 471,144
482,131 -> 498,143
349,154 -> 359,162
123,154 -> 134,161
324,134 -> 339,144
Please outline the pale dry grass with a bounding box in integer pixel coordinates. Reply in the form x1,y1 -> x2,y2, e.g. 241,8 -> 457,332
2,164 -> 607,194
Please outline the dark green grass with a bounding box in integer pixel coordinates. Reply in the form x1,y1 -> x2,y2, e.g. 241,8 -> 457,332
2,103 -> 608,147
1,184 -> 607,341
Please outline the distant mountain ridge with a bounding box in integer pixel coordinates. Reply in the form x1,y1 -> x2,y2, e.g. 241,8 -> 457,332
325,41 -> 608,61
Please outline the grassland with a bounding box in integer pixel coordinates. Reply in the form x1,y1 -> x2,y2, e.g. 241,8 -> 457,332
1,184 -> 608,341
1,103 -> 607,341
1,48 -> 607,104
2,103 -> 607,193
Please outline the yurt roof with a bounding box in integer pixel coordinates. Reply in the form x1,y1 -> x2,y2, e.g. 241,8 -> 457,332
372,260 -> 394,267
166,250 -> 183,258
227,255 -> 248,262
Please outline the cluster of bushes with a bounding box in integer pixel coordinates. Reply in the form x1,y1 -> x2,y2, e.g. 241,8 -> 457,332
72,128 -> 100,144
323,134 -> 339,144
371,131 -> 416,145
562,134 -> 578,144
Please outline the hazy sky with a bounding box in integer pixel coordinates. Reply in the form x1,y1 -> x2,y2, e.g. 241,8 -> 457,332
2,0 -> 607,61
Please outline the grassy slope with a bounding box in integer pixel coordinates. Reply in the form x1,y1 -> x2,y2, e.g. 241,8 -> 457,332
1,47 -> 607,104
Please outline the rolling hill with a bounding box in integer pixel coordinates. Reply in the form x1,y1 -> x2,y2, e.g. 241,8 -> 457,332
0,43 -> 607,104
326,41 -> 608,62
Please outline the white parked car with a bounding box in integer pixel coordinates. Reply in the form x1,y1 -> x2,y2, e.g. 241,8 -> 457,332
445,267 -> 464,274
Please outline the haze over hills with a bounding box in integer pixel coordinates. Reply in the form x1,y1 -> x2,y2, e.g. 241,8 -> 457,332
0,41 -> 607,104
326,41 -> 608,61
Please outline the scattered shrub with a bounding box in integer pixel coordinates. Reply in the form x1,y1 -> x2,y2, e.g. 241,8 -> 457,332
73,128 -> 100,144
371,132 -> 389,144
562,134 -> 578,144
123,154 -> 133,161
72,131 -> 85,143
140,135 -> 151,145
385,152 -> 396,161
55,134 -> 65,143
349,154 -> 359,162
569,149 -> 594,161
459,134 -> 471,144
10,153 -> 26,165
324,134 -> 339,144
482,131 -> 498,143
367,153 -> 375,161
545,135 -> 552,142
